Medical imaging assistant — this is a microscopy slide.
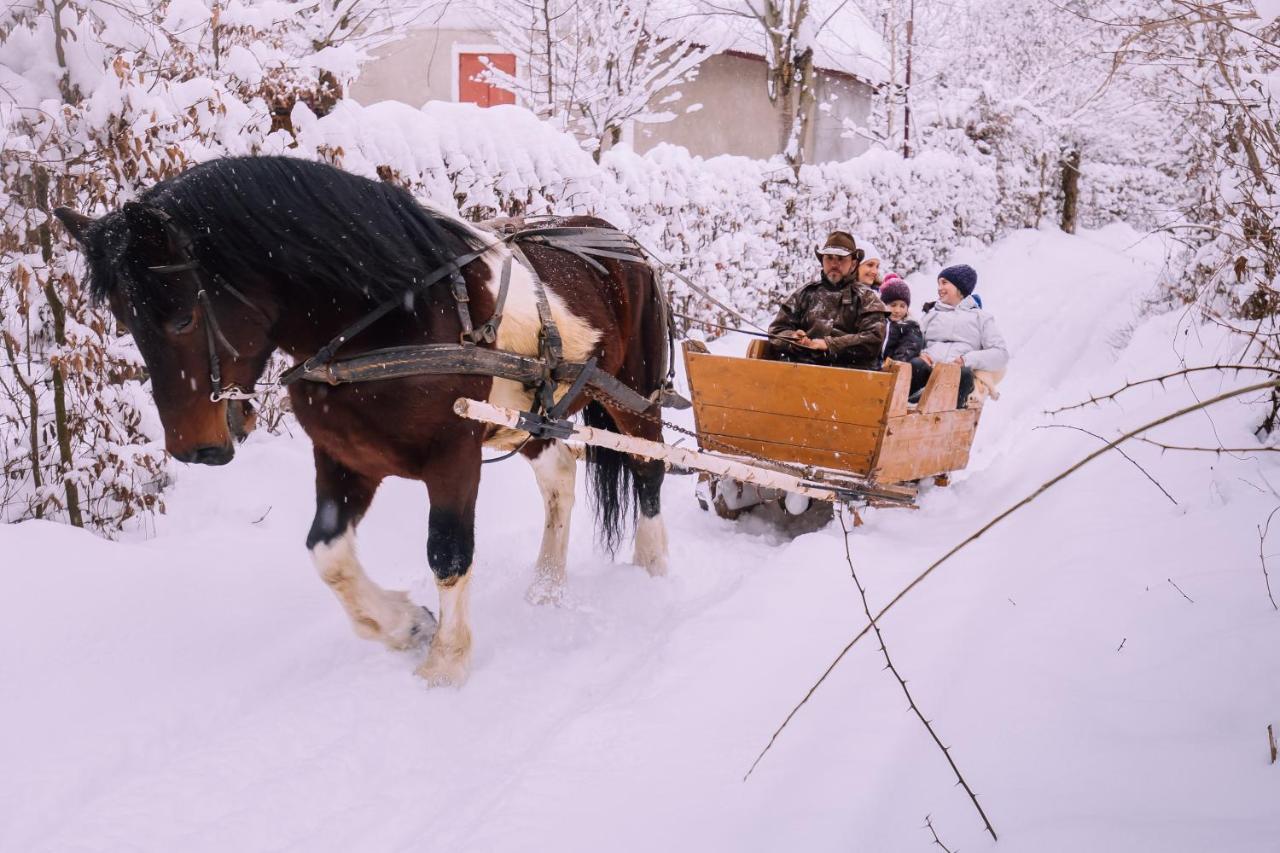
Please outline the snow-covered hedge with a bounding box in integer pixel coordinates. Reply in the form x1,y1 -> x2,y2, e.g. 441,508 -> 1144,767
294,100 -> 1002,323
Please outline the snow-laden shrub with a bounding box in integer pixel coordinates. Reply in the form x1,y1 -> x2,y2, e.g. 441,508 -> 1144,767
0,0 -> 399,533
294,102 -> 1002,324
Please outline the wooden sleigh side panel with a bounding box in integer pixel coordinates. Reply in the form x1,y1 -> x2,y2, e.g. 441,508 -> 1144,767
683,343 -> 894,476
873,361 -> 980,483
683,343 -> 983,488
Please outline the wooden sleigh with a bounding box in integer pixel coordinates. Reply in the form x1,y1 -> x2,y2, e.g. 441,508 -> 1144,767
455,337 -> 990,534
682,339 -> 983,528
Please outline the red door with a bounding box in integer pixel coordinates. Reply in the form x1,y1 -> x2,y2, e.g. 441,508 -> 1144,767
458,52 -> 516,107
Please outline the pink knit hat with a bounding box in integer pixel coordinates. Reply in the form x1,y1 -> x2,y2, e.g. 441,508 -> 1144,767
879,273 -> 910,306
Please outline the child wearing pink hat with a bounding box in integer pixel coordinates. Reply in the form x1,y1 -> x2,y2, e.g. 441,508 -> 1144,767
879,274 -> 923,363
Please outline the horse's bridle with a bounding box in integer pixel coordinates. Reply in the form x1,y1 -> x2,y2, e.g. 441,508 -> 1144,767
144,209 -> 272,403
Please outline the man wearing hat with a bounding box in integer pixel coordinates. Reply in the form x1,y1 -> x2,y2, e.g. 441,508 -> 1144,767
767,231 -> 888,370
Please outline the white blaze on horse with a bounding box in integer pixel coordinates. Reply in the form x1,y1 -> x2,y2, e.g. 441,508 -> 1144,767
56,155 -> 671,686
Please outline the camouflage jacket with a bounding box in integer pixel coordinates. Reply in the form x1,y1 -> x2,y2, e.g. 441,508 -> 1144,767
768,276 -> 889,369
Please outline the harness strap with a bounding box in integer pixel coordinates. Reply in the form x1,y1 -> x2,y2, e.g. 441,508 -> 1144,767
467,253 -> 511,345
508,241 -> 563,415
280,246 -> 490,386
514,228 -> 646,275
289,342 -> 652,414
450,273 -> 476,345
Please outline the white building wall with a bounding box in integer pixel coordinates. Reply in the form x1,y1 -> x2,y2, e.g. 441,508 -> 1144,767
349,28 -> 494,106
350,33 -> 874,163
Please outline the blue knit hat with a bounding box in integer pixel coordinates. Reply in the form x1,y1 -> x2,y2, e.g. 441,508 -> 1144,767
939,264 -> 978,297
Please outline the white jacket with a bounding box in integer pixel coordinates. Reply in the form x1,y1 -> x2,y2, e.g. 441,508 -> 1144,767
919,296 -> 1009,372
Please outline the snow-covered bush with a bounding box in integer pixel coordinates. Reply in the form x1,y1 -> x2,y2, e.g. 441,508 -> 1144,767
0,0 -> 399,533
292,100 -> 999,325
2,3 -> 1176,537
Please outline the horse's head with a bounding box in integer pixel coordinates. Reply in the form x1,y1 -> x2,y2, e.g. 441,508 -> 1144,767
55,203 -> 275,465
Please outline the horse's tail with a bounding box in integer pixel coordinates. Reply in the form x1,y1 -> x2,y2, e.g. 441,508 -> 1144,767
582,399 -> 633,555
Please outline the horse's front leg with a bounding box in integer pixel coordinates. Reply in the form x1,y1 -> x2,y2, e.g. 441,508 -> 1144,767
307,447 -> 436,651
416,448 -> 482,686
522,438 -> 577,604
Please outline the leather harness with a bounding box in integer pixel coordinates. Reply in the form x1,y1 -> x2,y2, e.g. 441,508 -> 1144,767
146,213 -> 672,423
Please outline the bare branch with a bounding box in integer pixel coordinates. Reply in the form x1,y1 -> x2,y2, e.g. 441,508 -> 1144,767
1033,424 -> 1178,505
749,379 -> 1280,775
1258,507 -> 1280,611
831,511 -> 999,839
924,814 -> 956,853
1135,437 -> 1279,454
1167,578 -> 1195,603
1045,365 -> 1280,416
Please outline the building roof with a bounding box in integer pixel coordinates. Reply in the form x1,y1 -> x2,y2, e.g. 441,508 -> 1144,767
405,0 -> 888,84
660,0 -> 888,84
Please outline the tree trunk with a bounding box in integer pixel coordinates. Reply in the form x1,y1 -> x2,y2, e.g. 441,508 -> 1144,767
782,48 -> 815,174
902,0 -> 915,157
1,329 -> 43,518
34,165 -> 83,526
1060,148 -> 1081,234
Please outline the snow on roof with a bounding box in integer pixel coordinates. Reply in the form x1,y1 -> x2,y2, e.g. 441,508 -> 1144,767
404,0 -> 888,84
660,0 -> 889,84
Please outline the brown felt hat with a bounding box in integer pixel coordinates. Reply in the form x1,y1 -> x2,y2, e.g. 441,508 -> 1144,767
815,230 -> 864,262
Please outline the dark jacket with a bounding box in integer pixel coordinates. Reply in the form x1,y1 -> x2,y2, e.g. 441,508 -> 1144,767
884,318 -> 925,363
768,276 -> 888,369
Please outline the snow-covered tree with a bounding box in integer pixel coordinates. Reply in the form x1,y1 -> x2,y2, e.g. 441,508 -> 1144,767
0,0 -> 397,532
1101,0 -> 1280,422
890,0 -> 1179,232
479,0 -> 713,160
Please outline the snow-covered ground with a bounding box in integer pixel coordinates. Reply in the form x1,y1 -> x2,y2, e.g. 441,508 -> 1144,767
3,225 -> 1278,852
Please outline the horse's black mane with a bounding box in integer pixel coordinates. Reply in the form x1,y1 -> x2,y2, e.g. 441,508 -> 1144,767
92,156 -> 485,305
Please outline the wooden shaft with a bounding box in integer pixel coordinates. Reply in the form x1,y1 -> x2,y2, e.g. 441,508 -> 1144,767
453,397 -> 846,503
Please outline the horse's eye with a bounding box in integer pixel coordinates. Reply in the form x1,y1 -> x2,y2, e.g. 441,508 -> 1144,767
170,314 -> 195,334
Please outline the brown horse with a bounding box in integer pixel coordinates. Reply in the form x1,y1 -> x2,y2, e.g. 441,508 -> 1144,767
55,155 -> 669,685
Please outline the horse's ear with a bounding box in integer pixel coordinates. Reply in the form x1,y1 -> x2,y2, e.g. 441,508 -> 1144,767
54,207 -> 97,245
122,202 -> 171,250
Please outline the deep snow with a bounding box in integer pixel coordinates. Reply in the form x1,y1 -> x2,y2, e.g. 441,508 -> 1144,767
2,225 -> 1278,852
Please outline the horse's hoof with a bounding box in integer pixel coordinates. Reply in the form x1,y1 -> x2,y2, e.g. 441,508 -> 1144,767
641,559 -> 668,578
408,606 -> 438,646
415,651 -> 469,687
377,597 -> 437,651
633,551 -> 668,578
525,575 -> 566,606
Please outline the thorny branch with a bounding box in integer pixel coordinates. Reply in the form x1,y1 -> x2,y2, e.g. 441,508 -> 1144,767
1033,423 -> 1177,505
836,511 -> 998,840
1135,438 -> 1280,454
1045,365 -> 1280,416
924,814 -> 956,853
1167,578 -> 1195,603
748,378 -> 1280,776
1257,507 -> 1280,611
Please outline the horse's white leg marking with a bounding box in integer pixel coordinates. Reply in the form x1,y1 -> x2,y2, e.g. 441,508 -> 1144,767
416,572 -> 472,687
633,512 -> 669,578
311,528 -> 435,650
526,440 -> 577,604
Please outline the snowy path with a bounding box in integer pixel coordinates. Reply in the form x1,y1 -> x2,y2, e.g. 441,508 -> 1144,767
3,226 -> 1278,852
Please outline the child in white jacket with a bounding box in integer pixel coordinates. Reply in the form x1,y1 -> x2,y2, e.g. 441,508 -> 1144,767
910,264 -> 1009,408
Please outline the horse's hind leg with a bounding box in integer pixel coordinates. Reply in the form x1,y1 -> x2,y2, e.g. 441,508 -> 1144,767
522,438 -> 577,604
416,455 -> 481,686
604,404 -> 669,577
630,456 -> 668,577
307,448 -> 436,651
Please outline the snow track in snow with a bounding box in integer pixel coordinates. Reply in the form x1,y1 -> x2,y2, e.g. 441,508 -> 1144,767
3,225 -> 1278,852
